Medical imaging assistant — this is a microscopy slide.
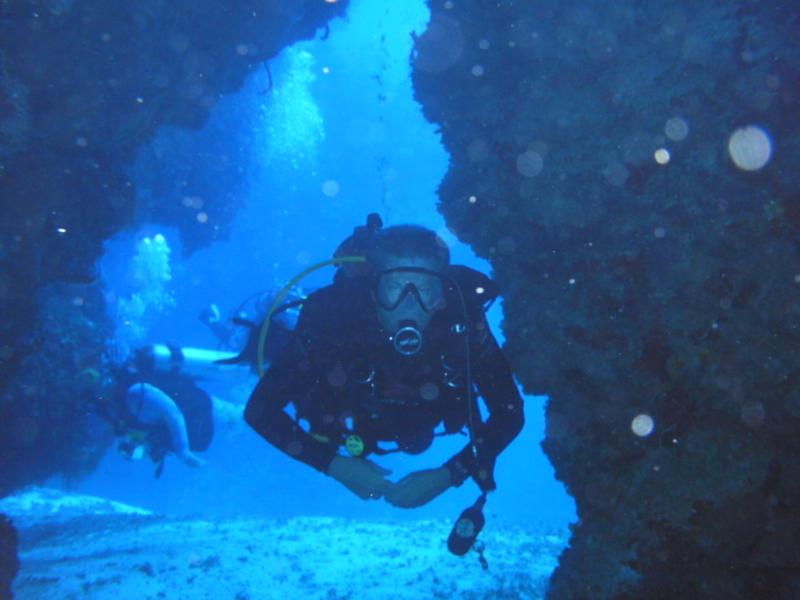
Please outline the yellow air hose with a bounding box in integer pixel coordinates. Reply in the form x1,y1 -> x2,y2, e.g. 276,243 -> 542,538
256,255 -> 367,376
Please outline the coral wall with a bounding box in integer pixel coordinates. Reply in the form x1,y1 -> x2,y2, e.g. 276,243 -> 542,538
412,1 -> 800,597
0,0 -> 347,496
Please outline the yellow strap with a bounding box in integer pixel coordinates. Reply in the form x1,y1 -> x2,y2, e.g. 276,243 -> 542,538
256,255 -> 367,376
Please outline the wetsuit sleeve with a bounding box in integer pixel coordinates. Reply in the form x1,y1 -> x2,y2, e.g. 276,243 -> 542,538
244,300 -> 340,474
443,322 -> 524,491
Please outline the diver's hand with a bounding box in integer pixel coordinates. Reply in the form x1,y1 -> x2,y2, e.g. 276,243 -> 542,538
384,467 -> 451,508
180,451 -> 207,468
327,455 -> 393,500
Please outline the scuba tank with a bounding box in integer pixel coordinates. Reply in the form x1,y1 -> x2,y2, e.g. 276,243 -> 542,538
136,344 -> 251,380
332,212 -> 383,281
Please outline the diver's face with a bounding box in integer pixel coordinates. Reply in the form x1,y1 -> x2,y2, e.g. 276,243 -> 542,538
374,255 -> 445,333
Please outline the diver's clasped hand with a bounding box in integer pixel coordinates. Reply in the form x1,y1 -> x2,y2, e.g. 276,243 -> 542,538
327,455 -> 394,500
327,456 -> 451,508
383,467 -> 451,509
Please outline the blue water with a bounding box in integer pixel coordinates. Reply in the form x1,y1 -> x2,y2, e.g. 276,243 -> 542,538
70,0 -> 575,533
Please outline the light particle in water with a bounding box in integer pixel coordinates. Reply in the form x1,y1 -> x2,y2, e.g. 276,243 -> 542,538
322,180 -> 340,197
728,126 -> 772,171
516,150 -> 544,177
419,382 -> 439,401
664,117 -> 689,141
631,414 -> 655,437
654,148 -> 670,165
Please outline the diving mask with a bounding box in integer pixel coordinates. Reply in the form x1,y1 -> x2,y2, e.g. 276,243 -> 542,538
373,266 -> 447,313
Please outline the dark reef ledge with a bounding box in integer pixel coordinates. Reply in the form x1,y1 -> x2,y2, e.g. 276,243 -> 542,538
412,1 -> 800,598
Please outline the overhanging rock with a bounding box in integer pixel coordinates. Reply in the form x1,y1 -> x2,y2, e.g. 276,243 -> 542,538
412,1 -> 800,597
0,0 -> 348,496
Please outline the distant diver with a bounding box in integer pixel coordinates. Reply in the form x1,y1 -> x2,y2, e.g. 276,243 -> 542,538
198,287 -> 303,361
84,284 -> 302,478
89,347 -> 216,477
244,214 -> 524,561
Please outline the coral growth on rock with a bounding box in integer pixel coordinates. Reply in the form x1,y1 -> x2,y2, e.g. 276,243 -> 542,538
0,282 -> 113,496
412,1 -> 800,597
0,0 -> 348,495
0,55 -> 30,158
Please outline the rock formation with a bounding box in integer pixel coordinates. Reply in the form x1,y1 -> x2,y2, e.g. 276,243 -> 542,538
412,1 -> 799,597
0,0 -> 347,496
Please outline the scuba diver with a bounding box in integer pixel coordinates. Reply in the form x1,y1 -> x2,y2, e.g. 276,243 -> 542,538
199,287 -> 302,361
245,215 -> 524,557
93,346 -> 216,476
89,287 -> 300,478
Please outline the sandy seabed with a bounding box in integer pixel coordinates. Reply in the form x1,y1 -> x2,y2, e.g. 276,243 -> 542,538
1,488 -> 565,600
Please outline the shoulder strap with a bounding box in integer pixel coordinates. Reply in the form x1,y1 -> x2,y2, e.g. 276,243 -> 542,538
445,265 -> 499,314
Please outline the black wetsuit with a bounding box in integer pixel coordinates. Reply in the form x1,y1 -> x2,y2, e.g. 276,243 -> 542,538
244,275 -> 524,491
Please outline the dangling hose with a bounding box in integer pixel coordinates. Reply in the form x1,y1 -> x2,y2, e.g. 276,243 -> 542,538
256,256 -> 367,376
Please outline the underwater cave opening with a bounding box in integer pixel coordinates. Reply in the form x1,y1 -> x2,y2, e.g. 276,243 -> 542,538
83,0 -> 574,533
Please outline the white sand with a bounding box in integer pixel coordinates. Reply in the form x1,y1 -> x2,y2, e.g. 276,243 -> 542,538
1,488 -> 565,599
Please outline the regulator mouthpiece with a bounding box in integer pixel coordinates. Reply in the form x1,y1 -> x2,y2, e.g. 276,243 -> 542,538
392,320 -> 422,356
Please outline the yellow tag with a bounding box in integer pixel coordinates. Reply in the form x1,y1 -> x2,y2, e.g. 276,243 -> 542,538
345,434 -> 364,456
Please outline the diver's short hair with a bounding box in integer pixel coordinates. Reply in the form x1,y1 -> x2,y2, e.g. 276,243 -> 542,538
370,225 -> 450,271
